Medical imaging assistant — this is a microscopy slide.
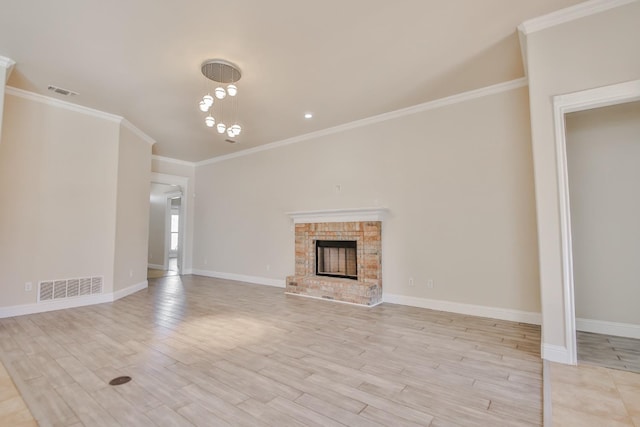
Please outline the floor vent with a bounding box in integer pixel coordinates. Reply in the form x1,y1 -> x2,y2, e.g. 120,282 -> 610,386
38,276 -> 103,302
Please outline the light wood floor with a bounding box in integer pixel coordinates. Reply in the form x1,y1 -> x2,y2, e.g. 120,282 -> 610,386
0,360 -> 37,426
0,275 -> 543,426
578,331 -> 640,374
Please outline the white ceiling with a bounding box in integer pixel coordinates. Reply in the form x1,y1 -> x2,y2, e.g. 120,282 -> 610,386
0,0 -> 585,162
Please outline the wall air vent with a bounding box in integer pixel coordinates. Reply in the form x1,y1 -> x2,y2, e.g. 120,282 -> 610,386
38,276 -> 104,302
47,85 -> 78,97
225,139 -> 236,144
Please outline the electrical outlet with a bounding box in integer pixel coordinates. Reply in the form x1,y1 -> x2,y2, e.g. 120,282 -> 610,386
24,282 -> 32,292
204,257 -> 208,265
266,264 -> 271,271
427,279 -> 434,289
129,270 -> 134,278
409,277 -> 414,287
335,184 -> 342,193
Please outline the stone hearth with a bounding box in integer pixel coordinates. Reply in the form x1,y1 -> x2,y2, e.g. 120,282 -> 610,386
285,209 -> 386,306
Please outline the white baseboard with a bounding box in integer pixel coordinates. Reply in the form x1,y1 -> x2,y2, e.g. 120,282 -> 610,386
382,293 -> 541,325
0,280 -> 149,319
542,343 -> 572,364
182,268 -> 193,275
147,263 -> 165,270
191,269 -> 286,288
113,280 -> 148,301
576,317 -> 640,339
0,294 -> 113,318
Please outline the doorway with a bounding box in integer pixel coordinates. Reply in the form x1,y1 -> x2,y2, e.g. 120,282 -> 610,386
148,182 -> 183,278
553,79 -> 640,366
565,101 -> 640,373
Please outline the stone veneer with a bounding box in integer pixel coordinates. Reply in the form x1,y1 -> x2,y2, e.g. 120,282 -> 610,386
286,221 -> 382,306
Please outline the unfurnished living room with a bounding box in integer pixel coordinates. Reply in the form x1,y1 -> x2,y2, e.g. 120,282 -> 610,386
1,1 -> 639,426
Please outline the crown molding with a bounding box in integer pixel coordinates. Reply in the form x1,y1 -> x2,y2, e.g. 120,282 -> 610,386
196,77 -> 528,167
0,56 -> 16,83
6,86 -> 122,123
151,155 -> 196,168
5,86 -> 156,146
121,119 -> 156,146
518,0 -> 637,35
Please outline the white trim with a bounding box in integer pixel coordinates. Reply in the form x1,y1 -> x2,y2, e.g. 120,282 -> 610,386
552,79 -> 640,366
150,172 -> 190,273
148,263 -> 165,270
382,293 -> 541,325
285,292 -> 383,308
121,119 -> 156,146
5,87 -> 156,145
191,269 -> 286,288
152,155 -> 196,168
196,78 -> 528,166
287,207 -> 389,224
542,344 -> 571,364
0,280 -> 148,319
113,280 -> 148,301
518,0 -> 637,35
0,56 -> 16,83
0,294 -> 112,318
5,86 -> 122,123
576,318 -> 640,339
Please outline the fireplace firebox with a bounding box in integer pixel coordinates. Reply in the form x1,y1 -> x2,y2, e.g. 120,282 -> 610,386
315,240 -> 357,280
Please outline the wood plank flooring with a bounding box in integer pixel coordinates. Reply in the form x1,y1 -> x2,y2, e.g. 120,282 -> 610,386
0,275 -> 543,426
578,331 -> 640,373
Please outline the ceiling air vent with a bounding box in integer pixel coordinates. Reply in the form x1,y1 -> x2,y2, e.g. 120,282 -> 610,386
225,139 -> 236,144
47,85 -> 78,97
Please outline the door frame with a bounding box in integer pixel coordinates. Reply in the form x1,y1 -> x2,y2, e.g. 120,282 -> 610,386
151,172 -> 190,274
553,79 -> 640,364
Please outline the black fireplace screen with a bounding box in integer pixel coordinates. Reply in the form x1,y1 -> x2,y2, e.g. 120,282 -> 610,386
315,240 -> 357,280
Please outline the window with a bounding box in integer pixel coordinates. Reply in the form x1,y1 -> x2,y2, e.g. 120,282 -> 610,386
170,214 -> 179,251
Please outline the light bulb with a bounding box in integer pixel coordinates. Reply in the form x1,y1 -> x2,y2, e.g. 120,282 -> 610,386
227,128 -> 234,137
230,124 -> 241,136
217,123 -> 226,134
199,100 -> 209,112
205,115 -> 215,127
227,84 -> 237,97
203,94 -> 214,107
215,87 -> 226,99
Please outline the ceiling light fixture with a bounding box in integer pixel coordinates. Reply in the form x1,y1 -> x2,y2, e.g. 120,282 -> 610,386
199,59 -> 242,139
304,113 -> 313,119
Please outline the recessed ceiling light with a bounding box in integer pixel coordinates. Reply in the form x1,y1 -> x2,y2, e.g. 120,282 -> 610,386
304,113 -> 313,119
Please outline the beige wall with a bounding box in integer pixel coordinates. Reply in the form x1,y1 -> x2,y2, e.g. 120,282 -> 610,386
193,86 -> 541,313
566,101 -> 640,325
524,2 -> 640,351
0,94 -> 119,306
113,125 -> 152,292
151,158 -> 195,272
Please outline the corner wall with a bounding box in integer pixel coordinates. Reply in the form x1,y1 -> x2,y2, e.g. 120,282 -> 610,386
113,124 -> 152,294
0,92 -> 120,307
523,1 -> 640,359
0,89 -> 153,316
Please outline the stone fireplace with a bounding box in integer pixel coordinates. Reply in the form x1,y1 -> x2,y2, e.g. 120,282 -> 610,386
285,208 -> 387,306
